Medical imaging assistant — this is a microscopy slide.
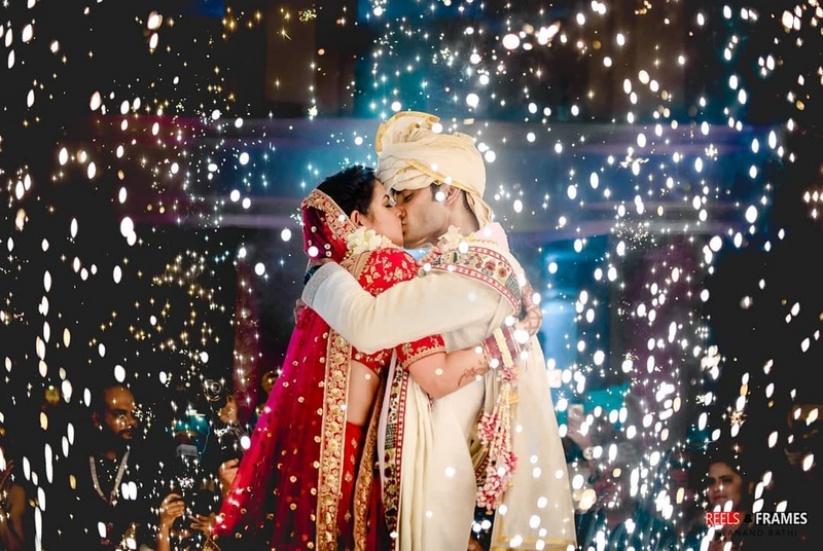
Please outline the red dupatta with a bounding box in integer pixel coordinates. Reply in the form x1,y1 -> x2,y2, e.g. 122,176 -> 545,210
214,190 -> 358,550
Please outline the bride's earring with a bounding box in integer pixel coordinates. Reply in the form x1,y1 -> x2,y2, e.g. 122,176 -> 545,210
351,210 -> 364,227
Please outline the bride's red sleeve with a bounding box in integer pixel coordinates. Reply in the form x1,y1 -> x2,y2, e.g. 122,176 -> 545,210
350,248 -> 446,371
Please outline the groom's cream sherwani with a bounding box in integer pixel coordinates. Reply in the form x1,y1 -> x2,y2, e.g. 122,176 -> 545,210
303,223 -> 575,551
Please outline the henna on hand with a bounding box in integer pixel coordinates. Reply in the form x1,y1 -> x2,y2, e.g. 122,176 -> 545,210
517,281 -> 543,336
457,367 -> 481,388
457,359 -> 489,388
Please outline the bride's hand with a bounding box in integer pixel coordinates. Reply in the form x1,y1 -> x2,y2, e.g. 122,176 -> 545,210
517,282 -> 542,336
458,350 -> 490,387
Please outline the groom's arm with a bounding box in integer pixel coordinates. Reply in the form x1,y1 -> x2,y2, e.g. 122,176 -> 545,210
302,262 -> 497,353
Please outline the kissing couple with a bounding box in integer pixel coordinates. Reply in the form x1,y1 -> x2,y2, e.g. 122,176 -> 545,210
213,112 -> 575,551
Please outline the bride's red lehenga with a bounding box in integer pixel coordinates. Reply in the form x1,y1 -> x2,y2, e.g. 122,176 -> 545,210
213,190 -> 444,551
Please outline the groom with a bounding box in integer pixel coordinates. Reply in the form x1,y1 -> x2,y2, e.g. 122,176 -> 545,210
302,112 -> 575,550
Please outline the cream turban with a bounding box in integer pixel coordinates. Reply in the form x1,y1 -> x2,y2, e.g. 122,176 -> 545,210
375,111 -> 493,226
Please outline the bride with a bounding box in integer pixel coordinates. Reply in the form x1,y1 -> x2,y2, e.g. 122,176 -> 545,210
212,166 -> 507,550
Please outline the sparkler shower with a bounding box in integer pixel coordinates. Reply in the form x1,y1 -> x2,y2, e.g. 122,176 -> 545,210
0,1 -> 820,550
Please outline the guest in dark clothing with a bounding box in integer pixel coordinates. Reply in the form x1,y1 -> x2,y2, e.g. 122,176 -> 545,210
50,383 -> 149,549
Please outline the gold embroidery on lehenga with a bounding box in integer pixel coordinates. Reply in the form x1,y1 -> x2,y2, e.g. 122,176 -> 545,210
381,363 -> 409,545
315,330 -> 351,550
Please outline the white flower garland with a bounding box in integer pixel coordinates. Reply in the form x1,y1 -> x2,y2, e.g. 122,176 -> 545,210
345,226 -> 395,256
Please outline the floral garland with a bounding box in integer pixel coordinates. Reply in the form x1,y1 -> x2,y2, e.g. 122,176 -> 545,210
476,388 -> 518,511
345,227 -> 396,256
476,327 -> 525,511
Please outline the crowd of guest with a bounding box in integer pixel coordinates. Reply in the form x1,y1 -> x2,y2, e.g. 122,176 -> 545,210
1,379 -> 247,551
